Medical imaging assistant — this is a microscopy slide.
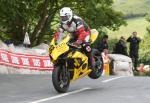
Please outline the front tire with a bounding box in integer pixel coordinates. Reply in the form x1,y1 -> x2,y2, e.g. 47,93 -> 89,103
52,65 -> 70,93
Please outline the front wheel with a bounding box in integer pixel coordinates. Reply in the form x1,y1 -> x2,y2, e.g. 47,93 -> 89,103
52,65 -> 70,93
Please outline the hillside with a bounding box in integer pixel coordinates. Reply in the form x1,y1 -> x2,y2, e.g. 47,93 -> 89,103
108,0 -> 150,38
113,0 -> 150,18
108,17 -> 149,39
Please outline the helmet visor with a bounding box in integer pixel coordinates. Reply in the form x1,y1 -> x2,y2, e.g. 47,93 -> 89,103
61,15 -> 69,21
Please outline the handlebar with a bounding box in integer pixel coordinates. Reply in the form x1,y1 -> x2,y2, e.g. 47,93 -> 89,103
67,43 -> 81,49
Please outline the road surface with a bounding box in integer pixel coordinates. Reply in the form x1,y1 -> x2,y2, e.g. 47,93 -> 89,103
0,75 -> 150,103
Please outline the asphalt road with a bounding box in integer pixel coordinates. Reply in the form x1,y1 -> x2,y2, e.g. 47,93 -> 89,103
0,75 -> 150,103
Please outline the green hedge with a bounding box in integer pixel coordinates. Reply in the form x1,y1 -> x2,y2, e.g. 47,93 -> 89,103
139,35 -> 150,63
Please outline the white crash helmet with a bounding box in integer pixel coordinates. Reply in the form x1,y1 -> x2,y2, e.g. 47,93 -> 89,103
60,7 -> 73,24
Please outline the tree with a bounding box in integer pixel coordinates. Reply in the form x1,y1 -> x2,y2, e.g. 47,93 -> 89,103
75,0 -> 126,31
0,0 -> 42,44
146,13 -> 150,34
0,0 -> 126,46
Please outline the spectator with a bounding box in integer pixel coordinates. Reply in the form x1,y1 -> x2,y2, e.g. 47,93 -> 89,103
4,39 -> 13,45
96,34 -> 109,53
127,31 -> 141,71
137,63 -> 145,73
101,49 -> 110,76
113,36 -> 128,56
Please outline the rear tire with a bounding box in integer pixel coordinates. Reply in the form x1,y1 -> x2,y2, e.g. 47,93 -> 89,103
88,55 -> 103,79
52,65 -> 70,93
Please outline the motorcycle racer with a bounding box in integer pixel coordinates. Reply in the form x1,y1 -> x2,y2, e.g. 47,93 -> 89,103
54,7 -> 93,69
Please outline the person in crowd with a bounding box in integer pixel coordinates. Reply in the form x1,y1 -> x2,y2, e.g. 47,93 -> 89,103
127,31 -> 141,71
101,49 -> 110,76
96,34 -> 109,53
4,39 -> 13,45
113,36 -> 128,56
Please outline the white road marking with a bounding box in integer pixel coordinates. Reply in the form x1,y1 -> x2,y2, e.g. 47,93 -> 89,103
28,87 -> 91,103
102,76 -> 126,83
28,76 -> 125,103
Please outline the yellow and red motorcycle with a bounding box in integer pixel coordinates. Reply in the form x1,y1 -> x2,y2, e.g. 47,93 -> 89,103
49,29 -> 103,93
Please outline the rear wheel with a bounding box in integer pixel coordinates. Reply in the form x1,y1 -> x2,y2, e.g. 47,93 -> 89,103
52,65 -> 70,93
88,55 -> 103,79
